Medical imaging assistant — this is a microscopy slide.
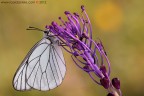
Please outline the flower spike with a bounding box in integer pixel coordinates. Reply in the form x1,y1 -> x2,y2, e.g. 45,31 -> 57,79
46,5 -> 122,96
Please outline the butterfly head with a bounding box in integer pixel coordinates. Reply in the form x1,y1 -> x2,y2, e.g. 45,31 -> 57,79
43,30 -> 50,37
26,26 -> 58,44
43,30 -> 58,44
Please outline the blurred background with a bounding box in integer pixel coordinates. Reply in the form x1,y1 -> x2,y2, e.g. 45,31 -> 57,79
0,0 -> 144,96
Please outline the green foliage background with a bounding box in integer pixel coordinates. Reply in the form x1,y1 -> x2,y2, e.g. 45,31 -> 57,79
0,0 -> 144,96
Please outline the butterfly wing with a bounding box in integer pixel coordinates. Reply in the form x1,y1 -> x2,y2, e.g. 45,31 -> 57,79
13,38 -> 66,91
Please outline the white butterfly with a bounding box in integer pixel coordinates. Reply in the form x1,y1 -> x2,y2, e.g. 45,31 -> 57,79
13,27 -> 66,91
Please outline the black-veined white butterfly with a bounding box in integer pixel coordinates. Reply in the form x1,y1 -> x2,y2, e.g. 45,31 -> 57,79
13,27 -> 66,91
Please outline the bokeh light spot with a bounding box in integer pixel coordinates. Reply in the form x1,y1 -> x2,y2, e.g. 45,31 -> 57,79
94,2 -> 123,32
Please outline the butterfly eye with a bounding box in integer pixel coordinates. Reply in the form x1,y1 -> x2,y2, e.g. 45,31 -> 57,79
43,30 -> 50,37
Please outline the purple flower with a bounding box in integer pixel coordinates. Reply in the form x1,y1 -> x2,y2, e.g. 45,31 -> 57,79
46,5 -> 122,96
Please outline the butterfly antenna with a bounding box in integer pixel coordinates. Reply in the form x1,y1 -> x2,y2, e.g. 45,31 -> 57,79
27,26 -> 45,32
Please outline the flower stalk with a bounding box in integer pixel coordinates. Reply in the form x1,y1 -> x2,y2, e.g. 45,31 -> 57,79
46,5 -> 122,96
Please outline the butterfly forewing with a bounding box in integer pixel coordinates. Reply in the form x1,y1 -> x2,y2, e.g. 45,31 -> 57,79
13,61 -> 31,90
13,38 -> 66,91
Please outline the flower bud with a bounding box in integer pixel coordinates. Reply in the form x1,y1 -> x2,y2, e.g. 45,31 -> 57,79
100,65 -> 107,75
64,11 -> 70,15
81,5 -> 85,11
107,93 -> 115,96
100,77 -> 109,89
112,78 -> 120,89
